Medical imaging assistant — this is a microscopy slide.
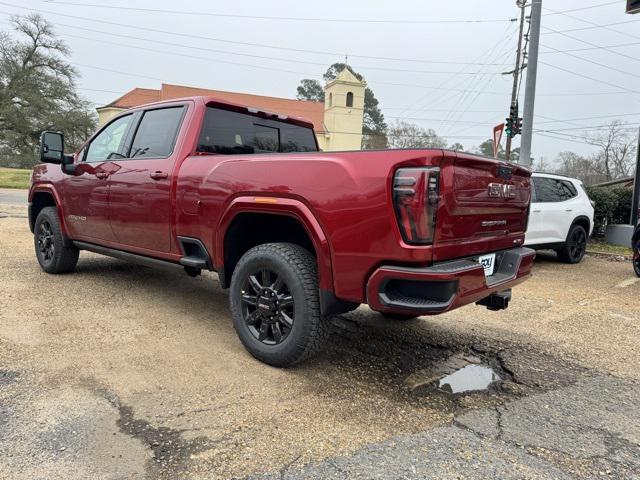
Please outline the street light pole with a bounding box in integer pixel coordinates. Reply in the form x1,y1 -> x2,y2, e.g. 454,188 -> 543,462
505,1 -> 526,162
519,0 -> 542,167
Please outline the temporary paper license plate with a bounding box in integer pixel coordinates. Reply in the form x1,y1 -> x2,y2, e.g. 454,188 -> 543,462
478,253 -> 496,277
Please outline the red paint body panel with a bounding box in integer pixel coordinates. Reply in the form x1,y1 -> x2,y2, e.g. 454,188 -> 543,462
29,96 -> 533,311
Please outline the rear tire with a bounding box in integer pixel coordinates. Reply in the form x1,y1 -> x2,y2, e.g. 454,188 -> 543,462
229,243 -> 329,367
556,224 -> 587,264
34,207 -> 79,274
633,239 -> 640,277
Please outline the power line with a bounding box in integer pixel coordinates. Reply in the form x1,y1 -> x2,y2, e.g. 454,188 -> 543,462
542,26 -> 640,65
541,40 -> 640,54
539,61 -> 640,94
542,19 -> 640,35
541,1 -> 622,16
535,132 -> 595,146
539,42 -> 640,80
25,1 -> 515,24
0,4 -> 512,66
543,5 -> 640,42
537,112 -> 640,124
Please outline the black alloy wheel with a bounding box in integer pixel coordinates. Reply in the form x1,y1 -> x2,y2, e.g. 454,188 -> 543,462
229,243 -> 330,367
633,240 -> 640,277
37,220 -> 55,265
33,206 -> 79,274
240,268 -> 295,345
557,224 -> 587,264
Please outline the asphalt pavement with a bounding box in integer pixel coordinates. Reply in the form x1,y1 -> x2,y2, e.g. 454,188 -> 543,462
1,214 -> 639,479
0,188 -> 27,206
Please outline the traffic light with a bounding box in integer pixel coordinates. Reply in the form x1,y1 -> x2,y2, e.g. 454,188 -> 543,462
505,102 -> 520,138
505,116 -> 514,138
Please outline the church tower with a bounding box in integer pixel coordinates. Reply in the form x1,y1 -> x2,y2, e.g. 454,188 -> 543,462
320,68 -> 365,151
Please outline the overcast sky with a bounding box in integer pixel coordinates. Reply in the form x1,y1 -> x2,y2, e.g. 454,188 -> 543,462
2,0 -> 639,162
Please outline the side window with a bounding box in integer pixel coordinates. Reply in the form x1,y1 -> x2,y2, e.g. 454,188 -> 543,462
558,180 -> 577,200
533,178 -> 576,202
129,106 -> 185,159
534,177 -> 561,202
85,114 -> 133,162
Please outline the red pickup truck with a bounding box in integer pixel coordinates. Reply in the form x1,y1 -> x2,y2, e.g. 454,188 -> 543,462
30,96 -> 535,366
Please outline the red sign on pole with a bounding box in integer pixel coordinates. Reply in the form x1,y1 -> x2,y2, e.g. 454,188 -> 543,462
493,123 -> 505,158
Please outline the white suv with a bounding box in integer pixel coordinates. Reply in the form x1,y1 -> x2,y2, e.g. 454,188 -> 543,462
525,172 -> 594,264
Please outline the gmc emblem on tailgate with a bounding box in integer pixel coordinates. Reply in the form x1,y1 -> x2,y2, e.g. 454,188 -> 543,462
488,183 -> 516,198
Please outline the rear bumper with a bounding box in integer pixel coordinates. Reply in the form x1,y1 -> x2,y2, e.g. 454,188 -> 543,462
366,247 -> 536,315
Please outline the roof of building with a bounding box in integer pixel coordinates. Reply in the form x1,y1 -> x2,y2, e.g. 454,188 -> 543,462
98,83 -> 327,133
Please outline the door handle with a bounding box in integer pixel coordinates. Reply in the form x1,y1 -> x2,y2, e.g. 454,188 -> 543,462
565,209 -> 573,212
532,209 -> 541,213
95,172 -> 109,179
149,171 -> 168,180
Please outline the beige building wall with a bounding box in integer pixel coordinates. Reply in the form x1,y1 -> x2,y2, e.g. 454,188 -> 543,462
321,69 -> 365,151
96,107 -> 125,127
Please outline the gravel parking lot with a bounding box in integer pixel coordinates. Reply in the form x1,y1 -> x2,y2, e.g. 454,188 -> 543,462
1,207 -> 639,479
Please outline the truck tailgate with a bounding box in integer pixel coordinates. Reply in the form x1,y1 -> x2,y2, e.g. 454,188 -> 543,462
433,152 -> 531,261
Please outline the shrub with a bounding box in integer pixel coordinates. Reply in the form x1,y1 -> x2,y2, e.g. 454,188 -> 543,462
585,186 -> 632,236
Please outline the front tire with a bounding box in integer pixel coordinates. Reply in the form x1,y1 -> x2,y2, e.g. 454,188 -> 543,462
556,224 -> 587,264
34,207 -> 79,274
229,243 -> 329,367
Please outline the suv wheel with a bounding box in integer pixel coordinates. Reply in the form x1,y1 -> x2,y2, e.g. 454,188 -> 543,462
556,224 -> 587,264
229,243 -> 330,367
34,207 -> 79,274
633,239 -> 640,277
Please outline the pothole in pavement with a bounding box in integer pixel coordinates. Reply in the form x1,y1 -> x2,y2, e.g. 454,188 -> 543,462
403,353 -> 503,396
328,314 -> 585,403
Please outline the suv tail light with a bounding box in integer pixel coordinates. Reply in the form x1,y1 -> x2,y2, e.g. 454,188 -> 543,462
393,167 -> 440,244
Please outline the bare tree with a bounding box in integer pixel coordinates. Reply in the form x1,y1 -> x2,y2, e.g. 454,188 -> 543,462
387,120 -> 447,149
585,121 -> 636,181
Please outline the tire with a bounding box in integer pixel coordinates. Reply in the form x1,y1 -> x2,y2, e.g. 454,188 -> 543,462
556,224 -> 587,264
34,206 -> 79,274
229,243 -> 329,367
633,239 -> 640,277
381,312 -> 419,321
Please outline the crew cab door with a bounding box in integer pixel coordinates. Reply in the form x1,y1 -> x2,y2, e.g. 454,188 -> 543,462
107,105 -> 187,253
62,113 -> 135,242
526,176 -> 577,244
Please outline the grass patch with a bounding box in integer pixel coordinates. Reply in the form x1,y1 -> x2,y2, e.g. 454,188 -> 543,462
0,167 -> 31,189
587,239 -> 632,256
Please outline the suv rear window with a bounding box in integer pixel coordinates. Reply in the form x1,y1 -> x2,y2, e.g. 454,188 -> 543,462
197,107 -> 317,154
533,177 -> 577,202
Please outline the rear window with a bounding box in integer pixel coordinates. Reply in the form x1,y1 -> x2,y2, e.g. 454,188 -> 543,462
197,107 -> 317,154
130,106 -> 185,159
533,177 -> 577,202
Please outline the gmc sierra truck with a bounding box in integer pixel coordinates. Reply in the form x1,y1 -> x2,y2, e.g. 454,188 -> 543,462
30,96 -> 535,367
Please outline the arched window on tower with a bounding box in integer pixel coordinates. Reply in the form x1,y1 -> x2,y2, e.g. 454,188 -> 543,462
328,93 -> 332,107
346,91 -> 354,107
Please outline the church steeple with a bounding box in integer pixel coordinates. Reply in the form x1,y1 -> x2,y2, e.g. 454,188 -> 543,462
321,67 -> 365,151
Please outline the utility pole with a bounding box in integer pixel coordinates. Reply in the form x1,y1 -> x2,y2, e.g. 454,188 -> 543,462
520,0 -> 542,167
505,0 -> 526,162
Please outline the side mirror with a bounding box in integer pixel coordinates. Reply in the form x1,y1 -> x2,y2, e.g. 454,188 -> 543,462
39,131 -> 65,164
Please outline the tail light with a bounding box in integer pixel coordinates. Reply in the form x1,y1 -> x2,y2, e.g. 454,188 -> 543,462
393,167 -> 440,244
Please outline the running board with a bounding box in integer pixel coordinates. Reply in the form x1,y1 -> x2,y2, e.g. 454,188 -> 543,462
73,241 -> 183,271
179,256 -> 208,269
